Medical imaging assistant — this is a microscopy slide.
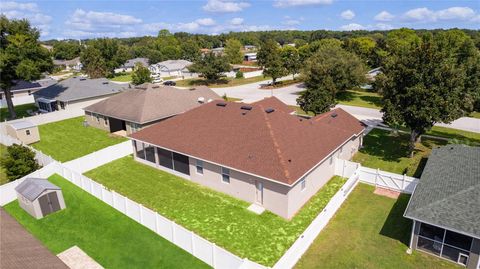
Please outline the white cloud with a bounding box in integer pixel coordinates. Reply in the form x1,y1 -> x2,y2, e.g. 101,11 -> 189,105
374,23 -> 393,30
403,7 -> 435,22
339,23 -> 365,31
374,11 -> 394,22
0,1 -> 38,12
283,19 -> 301,25
274,0 -> 332,8
202,0 -> 250,13
435,7 -> 475,20
340,10 -> 355,20
1,1 -> 51,37
196,18 -> 216,26
230,17 -> 244,25
402,6 -> 477,23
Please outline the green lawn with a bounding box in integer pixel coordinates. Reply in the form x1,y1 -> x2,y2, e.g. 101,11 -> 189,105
290,106 -> 315,117
85,156 -> 346,266
469,111 -> 480,119
337,90 -> 382,109
3,174 -> 209,269
110,73 -> 132,82
353,129 -> 446,177
428,126 -> 480,145
175,75 -> 268,88
295,184 -> 459,269
0,144 -> 8,185
0,103 -> 37,121
31,117 -> 127,162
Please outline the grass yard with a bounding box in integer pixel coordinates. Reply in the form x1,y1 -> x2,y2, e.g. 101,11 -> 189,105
110,73 -> 132,82
0,144 -> 8,185
353,129 -> 446,177
427,126 -> 480,145
175,75 -> 268,88
3,174 -> 209,269
290,106 -> 315,117
0,103 -> 37,121
337,89 -> 382,109
295,184 -> 459,269
85,156 -> 346,266
31,117 -> 127,162
469,111 -> 480,119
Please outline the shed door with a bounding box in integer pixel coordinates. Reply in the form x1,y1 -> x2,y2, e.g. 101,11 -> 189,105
48,192 -> 61,212
38,192 -> 60,216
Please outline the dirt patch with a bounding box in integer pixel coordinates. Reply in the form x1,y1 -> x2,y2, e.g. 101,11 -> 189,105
374,187 -> 401,199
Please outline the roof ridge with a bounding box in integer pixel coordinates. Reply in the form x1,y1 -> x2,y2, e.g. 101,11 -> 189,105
137,88 -> 151,122
261,107 -> 291,181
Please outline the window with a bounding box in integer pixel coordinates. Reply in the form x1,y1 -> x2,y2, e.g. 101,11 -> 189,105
135,141 -> 145,160
96,114 -> 100,123
196,160 -> 203,174
144,144 -> 156,163
26,130 -> 31,135
221,167 -> 230,183
300,178 -> 306,191
103,116 -> 108,126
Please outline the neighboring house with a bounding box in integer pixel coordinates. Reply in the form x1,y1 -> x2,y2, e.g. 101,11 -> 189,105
404,145 -> 480,269
33,77 -> 124,113
211,47 -> 225,56
6,121 -> 40,145
149,60 -> 193,78
129,98 -> 365,219
53,57 -> 83,72
366,67 -> 382,81
114,58 -> 149,73
244,45 -> 257,51
84,83 -> 220,135
0,78 -> 57,107
244,52 -> 257,62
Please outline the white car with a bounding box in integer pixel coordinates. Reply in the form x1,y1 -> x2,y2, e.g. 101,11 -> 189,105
152,77 -> 163,83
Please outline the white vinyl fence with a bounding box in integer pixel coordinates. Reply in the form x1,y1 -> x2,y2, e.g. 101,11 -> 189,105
0,162 -> 265,269
243,70 -> 263,78
63,141 -> 132,173
0,132 -> 55,166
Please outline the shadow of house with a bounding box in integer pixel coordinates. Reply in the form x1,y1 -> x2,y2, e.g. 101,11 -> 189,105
379,193 -> 412,246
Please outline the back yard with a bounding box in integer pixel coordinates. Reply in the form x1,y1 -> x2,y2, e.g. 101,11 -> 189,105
31,117 -> 127,162
3,174 -> 209,269
295,184 -> 459,269
0,103 -> 37,121
84,156 -> 346,266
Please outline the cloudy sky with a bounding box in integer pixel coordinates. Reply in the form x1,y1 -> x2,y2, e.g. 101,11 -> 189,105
1,0 -> 479,40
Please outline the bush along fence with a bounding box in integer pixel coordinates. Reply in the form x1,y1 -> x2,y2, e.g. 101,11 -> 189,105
0,162 -> 266,269
0,131 -> 55,167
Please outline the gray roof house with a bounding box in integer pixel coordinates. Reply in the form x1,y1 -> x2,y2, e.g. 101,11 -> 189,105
33,77 -> 124,112
149,60 -> 193,77
15,178 -> 66,219
83,83 -> 220,135
404,145 -> 480,268
115,58 -> 149,73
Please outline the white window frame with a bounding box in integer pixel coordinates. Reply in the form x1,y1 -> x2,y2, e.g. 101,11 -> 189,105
196,160 -> 203,175
221,167 -> 230,184
300,178 -> 306,191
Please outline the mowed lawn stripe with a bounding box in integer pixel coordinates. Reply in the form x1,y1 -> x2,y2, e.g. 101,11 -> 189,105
85,156 -> 346,266
3,174 -> 210,269
31,116 -> 127,162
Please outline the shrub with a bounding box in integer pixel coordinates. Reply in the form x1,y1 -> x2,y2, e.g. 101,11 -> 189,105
235,71 -> 244,79
2,144 -> 40,181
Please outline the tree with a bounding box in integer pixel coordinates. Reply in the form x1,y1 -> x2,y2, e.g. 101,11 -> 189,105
377,31 -> 480,155
131,62 -> 152,85
188,52 -> 231,81
2,144 -> 40,181
180,40 -> 201,62
281,46 -> 301,79
257,39 -> 287,85
80,46 -> 108,78
52,41 -> 82,60
0,16 -> 53,119
224,38 -> 243,64
81,38 -> 129,77
297,46 -> 366,115
344,37 -> 376,66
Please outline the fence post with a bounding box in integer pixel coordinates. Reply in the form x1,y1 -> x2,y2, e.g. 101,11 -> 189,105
402,174 -> 406,191
112,190 -> 116,208
375,168 -> 380,186
191,231 -> 195,255
171,221 -> 176,243
139,204 -> 144,224
212,243 -> 217,268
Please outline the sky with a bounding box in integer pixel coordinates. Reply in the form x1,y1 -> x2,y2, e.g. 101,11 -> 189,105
0,0 -> 479,40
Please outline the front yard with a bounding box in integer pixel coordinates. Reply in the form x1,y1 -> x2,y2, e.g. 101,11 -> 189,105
3,174 -> 209,269
295,184 -> 458,269
109,73 -> 132,82
337,89 -> 382,109
31,117 -> 127,162
84,156 -> 346,266
175,75 -> 268,88
353,129 -> 446,177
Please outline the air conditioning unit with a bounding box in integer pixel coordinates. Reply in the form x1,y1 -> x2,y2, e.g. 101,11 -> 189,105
198,97 -> 205,103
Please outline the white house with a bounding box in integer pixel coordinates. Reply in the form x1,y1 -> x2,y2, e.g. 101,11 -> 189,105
149,60 -> 194,78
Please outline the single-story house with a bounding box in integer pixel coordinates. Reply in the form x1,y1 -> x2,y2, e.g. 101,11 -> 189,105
15,178 -> 66,219
84,83 -> 220,135
33,77 -> 124,113
366,67 -> 382,81
404,145 -> 480,268
6,120 -> 40,145
244,45 -> 257,51
149,60 -> 193,78
244,53 -> 257,62
53,57 -> 83,72
0,78 -> 57,108
114,58 -> 149,73
211,47 -> 224,56
129,98 -> 365,219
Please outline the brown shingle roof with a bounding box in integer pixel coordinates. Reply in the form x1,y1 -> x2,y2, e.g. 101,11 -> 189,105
84,84 -> 220,124
252,96 -> 295,114
130,99 -> 364,185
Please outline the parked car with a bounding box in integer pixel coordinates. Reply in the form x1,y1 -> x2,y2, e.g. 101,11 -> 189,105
163,81 -> 176,86
152,77 -> 163,83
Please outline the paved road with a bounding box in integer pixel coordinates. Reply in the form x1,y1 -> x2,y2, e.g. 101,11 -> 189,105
212,80 -> 480,133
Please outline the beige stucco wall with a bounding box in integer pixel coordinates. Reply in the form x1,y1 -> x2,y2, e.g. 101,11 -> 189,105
6,125 -> 40,145
286,134 -> 362,218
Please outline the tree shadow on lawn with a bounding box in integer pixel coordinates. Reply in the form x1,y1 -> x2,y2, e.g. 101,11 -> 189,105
358,130 -> 411,162
359,95 -> 383,107
336,90 -> 356,102
379,193 -> 412,246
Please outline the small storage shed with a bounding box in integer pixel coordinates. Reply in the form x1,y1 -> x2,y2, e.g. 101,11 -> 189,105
6,120 -> 40,144
15,178 -> 66,219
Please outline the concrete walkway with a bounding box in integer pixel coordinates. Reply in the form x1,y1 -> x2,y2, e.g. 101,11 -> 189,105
211,81 -> 480,133
58,246 -> 103,269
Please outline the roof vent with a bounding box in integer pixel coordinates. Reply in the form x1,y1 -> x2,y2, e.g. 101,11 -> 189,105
265,108 -> 275,113
331,112 -> 338,118
216,102 -> 227,107
79,78 -> 86,81
207,99 -> 213,103
198,97 -> 205,103
241,105 -> 252,111
102,81 -> 109,84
